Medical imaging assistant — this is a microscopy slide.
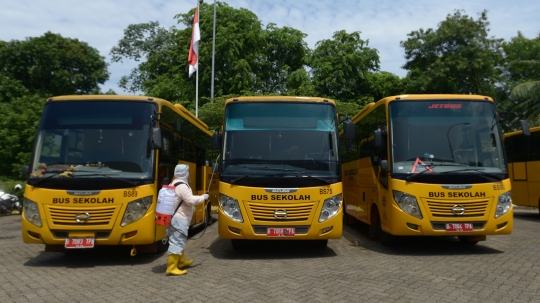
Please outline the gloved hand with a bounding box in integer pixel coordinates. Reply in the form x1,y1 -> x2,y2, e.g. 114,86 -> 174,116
202,194 -> 209,200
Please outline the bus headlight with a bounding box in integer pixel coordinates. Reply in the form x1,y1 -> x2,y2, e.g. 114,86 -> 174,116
220,194 -> 243,223
319,194 -> 342,223
121,196 -> 152,226
23,198 -> 42,227
495,192 -> 512,218
393,190 -> 423,219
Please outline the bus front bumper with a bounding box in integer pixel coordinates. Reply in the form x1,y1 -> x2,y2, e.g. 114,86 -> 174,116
218,209 -> 343,240
382,204 -> 513,236
21,212 -> 162,246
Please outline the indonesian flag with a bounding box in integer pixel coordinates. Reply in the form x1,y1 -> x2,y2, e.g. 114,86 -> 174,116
188,7 -> 200,77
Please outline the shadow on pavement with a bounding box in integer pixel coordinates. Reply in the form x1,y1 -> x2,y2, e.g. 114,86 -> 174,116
24,245 -> 166,268
343,222 -> 505,256
208,237 -> 338,260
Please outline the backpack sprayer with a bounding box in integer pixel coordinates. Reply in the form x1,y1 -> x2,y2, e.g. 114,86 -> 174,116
155,154 -> 220,240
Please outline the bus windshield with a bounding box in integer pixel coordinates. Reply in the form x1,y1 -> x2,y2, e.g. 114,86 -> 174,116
389,100 -> 506,175
222,102 -> 339,178
30,101 -> 157,181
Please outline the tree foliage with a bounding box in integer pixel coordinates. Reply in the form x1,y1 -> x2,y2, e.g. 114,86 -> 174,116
0,95 -> 45,177
111,2 -> 317,112
400,10 -> 503,95
0,32 -> 109,97
502,32 -> 540,83
310,30 -> 380,103
509,81 -> 540,126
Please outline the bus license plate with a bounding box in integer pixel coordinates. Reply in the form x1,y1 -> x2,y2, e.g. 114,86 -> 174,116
445,223 -> 473,232
65,237 -> 95,249
267,228 -> 295,237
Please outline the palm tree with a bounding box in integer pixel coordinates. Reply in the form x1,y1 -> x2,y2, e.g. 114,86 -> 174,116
510,80 -> 540,126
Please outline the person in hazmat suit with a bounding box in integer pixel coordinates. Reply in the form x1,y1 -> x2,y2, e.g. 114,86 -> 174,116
166,164 -> 209,276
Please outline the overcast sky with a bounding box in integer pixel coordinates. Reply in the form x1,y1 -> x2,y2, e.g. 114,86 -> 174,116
2,0 -> 540,95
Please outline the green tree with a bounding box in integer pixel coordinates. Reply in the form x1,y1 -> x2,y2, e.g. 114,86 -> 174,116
111,2 -> 275,108
497,33 -> 540,123
253,23 -> 310,94
367,72 -> 404,102
400,10 -> 503,95
0,74 -> 29,103
310,30 -> 380,103
0,95 -> 46,177
0,32 -> 109,97
285,68 -> 315,96
502,32 -> 540,84
110,21 -> 176,95
508,81 -> 540,126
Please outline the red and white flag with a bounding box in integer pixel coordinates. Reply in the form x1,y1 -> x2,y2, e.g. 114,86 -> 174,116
188,7 -> 200,77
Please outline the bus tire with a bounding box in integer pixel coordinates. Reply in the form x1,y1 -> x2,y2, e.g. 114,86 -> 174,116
458,236 -> 478,245
205,203 -> 213,226
156,237 -> 170,253
368,207 -> 381,240
369,206 -> 395,246
343,203 -> 350,225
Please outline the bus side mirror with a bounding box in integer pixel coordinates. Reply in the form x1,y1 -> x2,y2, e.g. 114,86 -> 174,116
343,119 -> 355,140
520,120 -> 531,136
374,129 -> 384,148
380,160 -> 388,171
212,129 -> 221,150
152,127 -> 162,149
22,166 -> 30,177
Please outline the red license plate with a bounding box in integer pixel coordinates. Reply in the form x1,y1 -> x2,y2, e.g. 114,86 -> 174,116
266,228 -> 295,237
445,223 -> 473,232
65,237 -> 95,249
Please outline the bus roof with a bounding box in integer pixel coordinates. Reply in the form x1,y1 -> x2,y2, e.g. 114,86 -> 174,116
350,94 -> 494,123
46,95 -> 210,133
225,96 -> 336,106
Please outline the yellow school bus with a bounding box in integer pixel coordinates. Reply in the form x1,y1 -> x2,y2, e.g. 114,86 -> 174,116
340,94 -> 522,245
212,96 -> 345,250
504,126 -> 539,214
21,95 -> 218,254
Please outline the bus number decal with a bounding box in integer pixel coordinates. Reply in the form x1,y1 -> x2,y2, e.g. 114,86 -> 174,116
124,191 -> 138,197
320,189 -> 332,195
493,184 -> 505,191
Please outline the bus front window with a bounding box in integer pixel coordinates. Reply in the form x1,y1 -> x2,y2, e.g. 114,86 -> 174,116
30,101 -> 156,180
222,102 -> 339,178
389,101 -> 505,175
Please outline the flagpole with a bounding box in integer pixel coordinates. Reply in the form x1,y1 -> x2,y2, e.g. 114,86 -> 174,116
211,0 -> 216,101
196,0 -> 200,117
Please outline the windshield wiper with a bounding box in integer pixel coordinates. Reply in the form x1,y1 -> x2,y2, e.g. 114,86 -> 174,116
231,173 -> 254,184
405,164 -> 437,182
439,168 -> 503,180
31,171 -> 65,186
282,171 -> 331,184
76,173 -> 139,186
254,166 -> 294,171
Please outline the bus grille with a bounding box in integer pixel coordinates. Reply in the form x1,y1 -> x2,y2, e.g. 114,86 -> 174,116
247,202 -> 315,222
47,206 -> 117,226
426,199 -> 489,217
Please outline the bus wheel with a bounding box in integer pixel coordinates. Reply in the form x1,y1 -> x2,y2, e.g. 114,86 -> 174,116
458,236 -> 478,245
205,204 -> 213,226
369,207 -> 395,246
156,237 -> 170,253
368,207 -> 381,240
343,204 -> 350,225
